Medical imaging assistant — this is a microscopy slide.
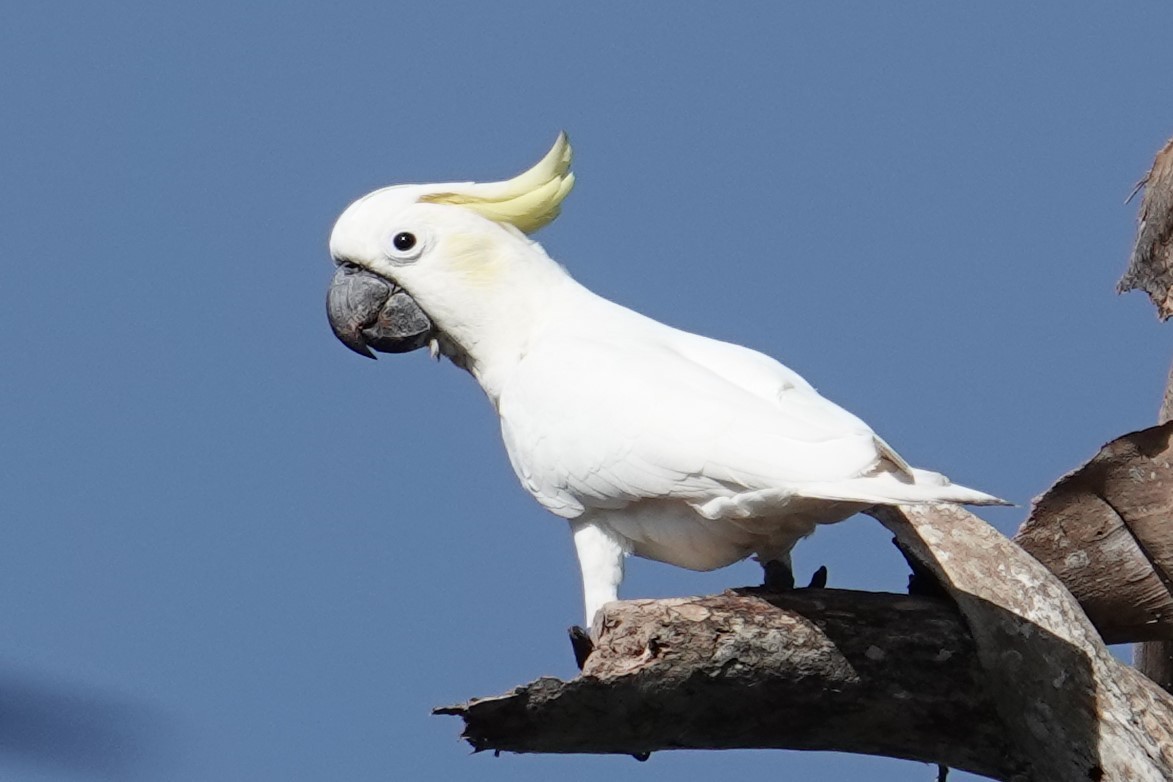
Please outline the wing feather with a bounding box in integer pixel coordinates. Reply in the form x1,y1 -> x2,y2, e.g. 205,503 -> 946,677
498,330 -> 887,518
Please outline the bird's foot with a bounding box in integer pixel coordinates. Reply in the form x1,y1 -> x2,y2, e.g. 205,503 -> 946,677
568,625 -> 594,670
908,570 -> 948,599
762,560 -> 828,591
806,565 -> 828,589
891,537 -> 949,599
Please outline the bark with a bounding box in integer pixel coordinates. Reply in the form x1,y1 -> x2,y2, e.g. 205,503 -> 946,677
1013,421 -> 1173,644
1136,641 -> 1173,691
438,505 -> 1173,780
1133,363 -> 1173,691
1118,135 -> 1173,318
870,505 -> 1173,782
438,589 -> 1020,779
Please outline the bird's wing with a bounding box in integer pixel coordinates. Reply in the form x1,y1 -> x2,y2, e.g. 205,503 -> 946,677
667,329 -> 917,475
498,332 -> 887,519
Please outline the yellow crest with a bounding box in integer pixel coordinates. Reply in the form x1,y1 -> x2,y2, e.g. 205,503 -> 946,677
420,133 -> 575,234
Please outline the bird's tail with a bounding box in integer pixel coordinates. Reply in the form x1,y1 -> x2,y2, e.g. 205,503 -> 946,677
693,468 -> 1008,521
800,467 -> 1010,507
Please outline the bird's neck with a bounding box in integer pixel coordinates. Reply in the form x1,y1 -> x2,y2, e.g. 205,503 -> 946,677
433,249 -> 585,404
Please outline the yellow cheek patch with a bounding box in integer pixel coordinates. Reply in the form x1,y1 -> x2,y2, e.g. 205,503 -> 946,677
439,234 -> 506,285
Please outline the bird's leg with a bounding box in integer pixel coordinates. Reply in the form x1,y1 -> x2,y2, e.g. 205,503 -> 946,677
568,521 -> 626,667
760,552 -> 828,591
762,557 -> 795,591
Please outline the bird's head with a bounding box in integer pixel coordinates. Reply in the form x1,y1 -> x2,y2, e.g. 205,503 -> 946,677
326,133 -> 575,360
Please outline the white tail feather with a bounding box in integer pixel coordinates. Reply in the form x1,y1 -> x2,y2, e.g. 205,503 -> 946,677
799,472 -> 1010,507
694,471 -> 1008,521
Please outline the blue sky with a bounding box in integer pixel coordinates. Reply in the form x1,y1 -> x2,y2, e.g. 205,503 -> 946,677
1,3 -> 1170,780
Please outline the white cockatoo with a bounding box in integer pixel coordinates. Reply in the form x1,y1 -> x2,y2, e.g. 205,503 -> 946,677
326,134 -> 1006,630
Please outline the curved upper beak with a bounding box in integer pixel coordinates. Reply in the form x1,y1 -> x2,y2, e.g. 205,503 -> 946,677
326,264 -> 434,359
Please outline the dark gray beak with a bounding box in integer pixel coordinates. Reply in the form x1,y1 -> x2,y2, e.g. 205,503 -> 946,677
326,264 -> 434,359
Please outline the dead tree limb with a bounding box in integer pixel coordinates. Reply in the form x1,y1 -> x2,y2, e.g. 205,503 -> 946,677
439,504 -> 1173,780
1118,135 -> 1173,318
1014,421 -> 1173,644
871,504 -> 1173,782
1117,136 -> 1173,690
438,589 -> 1020,779
1133,369 -> 1173,691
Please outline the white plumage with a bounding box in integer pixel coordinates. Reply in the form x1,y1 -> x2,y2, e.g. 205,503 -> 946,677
328,134 -> 1005,625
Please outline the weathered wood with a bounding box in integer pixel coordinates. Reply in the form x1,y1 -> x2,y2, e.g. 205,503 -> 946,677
871,504 -> 1173,782
438,503 -> 1173,780
437,589 -> 1022,779
1161,360 -> 1173,424
1014,421 -> 1173,643
1118,136 -> 1173,318
1136,642 -> 1173,690
440,504 -> 1173,780
1134,363 -> 1173,691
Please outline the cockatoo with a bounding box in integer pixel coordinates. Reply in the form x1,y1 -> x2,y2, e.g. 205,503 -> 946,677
326,134 -> 1006,630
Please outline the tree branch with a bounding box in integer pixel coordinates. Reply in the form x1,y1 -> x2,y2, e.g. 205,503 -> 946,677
439,504 -> 1173,781
1013,421 -> 1173,644
871,504 -> 1173,782
1134,363 -> 1173,691
437,589 -> 1021,779
1119,132 -> 1173,691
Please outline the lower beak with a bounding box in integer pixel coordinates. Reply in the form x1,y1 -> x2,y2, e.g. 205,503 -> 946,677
326,265 -> 434,359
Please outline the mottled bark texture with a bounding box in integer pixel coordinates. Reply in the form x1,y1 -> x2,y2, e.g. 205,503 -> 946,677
1132,367 -> 1173,692
438,589 -> 1019,779
439,504 -> 1173,780
872,505 -> 1173,782
1118,136 -> 1173,319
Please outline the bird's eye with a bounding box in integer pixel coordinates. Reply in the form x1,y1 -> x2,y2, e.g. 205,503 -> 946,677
386,228 -> 426,263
